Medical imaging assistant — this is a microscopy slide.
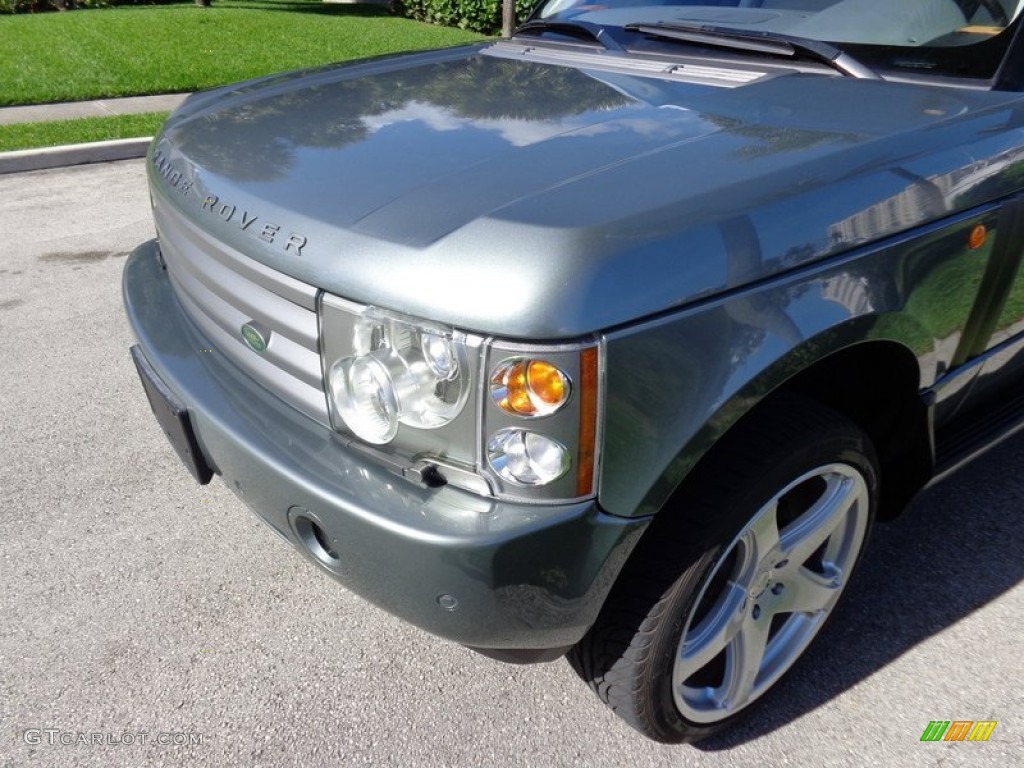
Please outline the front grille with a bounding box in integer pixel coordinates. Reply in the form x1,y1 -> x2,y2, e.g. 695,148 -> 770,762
153,198 -> 328,424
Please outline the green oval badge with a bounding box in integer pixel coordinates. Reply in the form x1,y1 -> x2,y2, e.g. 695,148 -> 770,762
240,322 -> 270,354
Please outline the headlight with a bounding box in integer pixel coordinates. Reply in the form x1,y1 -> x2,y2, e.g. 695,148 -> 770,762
328,353 -> 399,445
326,309 -> 470,444
487,428 -> 570,485
320,293 -> 602,503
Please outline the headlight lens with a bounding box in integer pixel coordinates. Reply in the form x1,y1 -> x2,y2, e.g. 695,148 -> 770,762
327,310 -> 470,444
421,332 -> 459,380
486,428 -> 570,486
328,354 -> 399,445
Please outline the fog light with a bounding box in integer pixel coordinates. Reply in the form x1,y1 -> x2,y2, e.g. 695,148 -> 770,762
486,428 -> 570,486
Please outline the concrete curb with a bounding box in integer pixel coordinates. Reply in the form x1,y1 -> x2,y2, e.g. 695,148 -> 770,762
0,137 -> 152,175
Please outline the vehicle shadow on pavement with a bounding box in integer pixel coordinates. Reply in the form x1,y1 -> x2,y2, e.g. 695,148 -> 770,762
694,431 -> 1024,750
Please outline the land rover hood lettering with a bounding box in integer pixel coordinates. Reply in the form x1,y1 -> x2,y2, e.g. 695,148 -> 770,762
151,149 -> 308,257
152,149 -> 193,197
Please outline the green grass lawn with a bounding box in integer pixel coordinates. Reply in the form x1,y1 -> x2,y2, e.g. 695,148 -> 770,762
0,112 -> 170,152
0,1 -> 485,107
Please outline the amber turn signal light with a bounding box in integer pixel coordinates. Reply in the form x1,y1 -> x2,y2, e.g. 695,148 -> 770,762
968,223 -> 987,251
491,359 -> 571,417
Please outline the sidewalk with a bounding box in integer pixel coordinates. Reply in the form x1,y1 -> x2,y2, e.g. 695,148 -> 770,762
0,93 -> 188,126
0,93 -> 189,174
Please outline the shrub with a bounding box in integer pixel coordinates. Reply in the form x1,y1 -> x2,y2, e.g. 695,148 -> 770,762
396,0 -> 537,35
0,0 -> 49,10
1,0 -> 184,12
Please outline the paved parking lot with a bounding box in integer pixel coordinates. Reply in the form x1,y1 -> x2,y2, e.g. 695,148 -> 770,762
0,160 -> 1020,767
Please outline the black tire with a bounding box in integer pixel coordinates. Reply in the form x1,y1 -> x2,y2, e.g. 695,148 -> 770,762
569,395 -> 879,743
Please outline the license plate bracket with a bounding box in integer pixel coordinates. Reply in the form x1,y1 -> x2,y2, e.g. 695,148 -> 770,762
130,345 -> 214,485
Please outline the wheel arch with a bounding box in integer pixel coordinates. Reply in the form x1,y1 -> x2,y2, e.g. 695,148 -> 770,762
572,370 -> 892,741
777,339 -> 931,519
645,337 -> 932,526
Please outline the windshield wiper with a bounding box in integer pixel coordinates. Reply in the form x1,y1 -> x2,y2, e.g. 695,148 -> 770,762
514,19 -> 625,52
624,22 -> 878,79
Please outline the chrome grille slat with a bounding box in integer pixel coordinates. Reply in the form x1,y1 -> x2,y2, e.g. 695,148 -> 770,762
163,234 -> 317,349
156,209 -> 317,348
174,288 -> 328,418
154,196 -> 328,424
166,268 -> 323,390
162,237 -> 322,380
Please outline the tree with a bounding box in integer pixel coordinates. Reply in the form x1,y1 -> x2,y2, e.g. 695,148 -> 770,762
502,0 -> 514,37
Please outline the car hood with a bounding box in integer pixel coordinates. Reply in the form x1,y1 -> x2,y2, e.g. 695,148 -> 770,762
151,43 -> 1024,338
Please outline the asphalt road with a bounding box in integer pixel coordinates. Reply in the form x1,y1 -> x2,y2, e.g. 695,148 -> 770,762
0,160 -> 1021,767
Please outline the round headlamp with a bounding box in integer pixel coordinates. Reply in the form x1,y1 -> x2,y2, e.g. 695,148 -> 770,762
328,312 -> 469,444
328,353 -> 399,445
421,332 -> 459,381
486,428 -> 570,486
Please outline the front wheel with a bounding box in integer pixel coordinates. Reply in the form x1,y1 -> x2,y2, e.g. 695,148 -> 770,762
570,396 -> 878,743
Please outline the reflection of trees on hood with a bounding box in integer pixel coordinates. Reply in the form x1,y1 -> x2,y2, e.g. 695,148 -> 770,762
416,58 -> 629,121
167,57 -> 633,182
706,115 -> 859,159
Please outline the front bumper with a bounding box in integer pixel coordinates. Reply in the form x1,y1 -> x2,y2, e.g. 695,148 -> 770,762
123,240 -> 648,656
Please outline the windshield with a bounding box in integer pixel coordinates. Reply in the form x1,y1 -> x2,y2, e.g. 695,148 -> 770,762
527,0 -> 1024,80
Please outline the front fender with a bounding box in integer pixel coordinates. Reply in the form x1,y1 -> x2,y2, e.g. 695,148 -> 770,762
598,206 -> 996,518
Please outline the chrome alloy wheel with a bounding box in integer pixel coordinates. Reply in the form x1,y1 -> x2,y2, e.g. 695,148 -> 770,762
672,462 -> 870,723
